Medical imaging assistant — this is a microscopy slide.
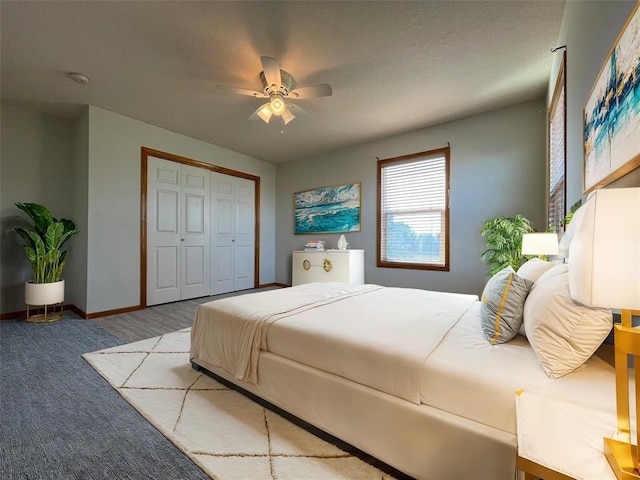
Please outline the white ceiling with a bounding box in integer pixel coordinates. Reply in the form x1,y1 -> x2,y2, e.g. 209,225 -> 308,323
1,1 -> 565,164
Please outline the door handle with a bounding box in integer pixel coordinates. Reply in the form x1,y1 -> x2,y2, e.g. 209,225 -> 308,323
181,239 -> 185,241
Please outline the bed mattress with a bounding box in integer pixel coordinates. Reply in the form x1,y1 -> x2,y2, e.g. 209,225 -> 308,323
420,300 -> 612,435
420,301 -> 551,434
192,282 -> 613,435
266,285 -> 477,404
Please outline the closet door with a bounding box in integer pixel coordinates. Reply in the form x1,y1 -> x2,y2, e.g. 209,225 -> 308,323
211,173 -> 255,294
233,177 -> 255,291
147,157 -> 211,306
180,164 -> 210,299
147,157 -> 181,305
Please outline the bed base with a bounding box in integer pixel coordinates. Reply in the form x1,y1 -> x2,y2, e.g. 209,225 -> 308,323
192,360 -> 413,480
192,352 -> 518,480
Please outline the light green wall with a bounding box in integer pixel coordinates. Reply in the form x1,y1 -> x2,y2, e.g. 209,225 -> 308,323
276,100 -> 547,295
277,1 -> 640,294
0,103 -> 276,316
66,109 -> 90,312
0,103 -> 77,314
86,106 -> 276,314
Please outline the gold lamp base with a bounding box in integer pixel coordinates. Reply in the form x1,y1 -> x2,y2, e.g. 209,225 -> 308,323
605,437 -> 640,479
605,310 -> 640,480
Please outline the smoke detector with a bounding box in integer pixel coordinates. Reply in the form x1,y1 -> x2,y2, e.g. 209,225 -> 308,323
68,72 -> 90,85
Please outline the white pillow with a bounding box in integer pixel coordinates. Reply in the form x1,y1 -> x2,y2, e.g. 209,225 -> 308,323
516,258 -> 556,336
523,263 -> 612,378
558,202 -> 587,258
517,258 -> 556,284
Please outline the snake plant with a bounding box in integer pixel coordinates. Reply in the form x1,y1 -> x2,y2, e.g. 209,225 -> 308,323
14,202 -> 79,283
480,214 -> 535,276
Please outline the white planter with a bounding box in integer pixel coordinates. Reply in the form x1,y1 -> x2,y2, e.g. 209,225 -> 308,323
25,279 -> 65,306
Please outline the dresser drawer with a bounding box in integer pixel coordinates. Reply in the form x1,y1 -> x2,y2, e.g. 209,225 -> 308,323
292,250 -> 364,286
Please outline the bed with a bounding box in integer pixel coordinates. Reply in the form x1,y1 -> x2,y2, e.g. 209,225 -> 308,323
190,270 -> 614,480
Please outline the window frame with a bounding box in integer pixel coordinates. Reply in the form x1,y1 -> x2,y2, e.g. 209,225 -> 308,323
376,146 -> 450,271
548,51 -> 567,234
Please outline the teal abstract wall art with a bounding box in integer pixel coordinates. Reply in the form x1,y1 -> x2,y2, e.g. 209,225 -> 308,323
584,2 -> 640,193
294,182 -> 361,234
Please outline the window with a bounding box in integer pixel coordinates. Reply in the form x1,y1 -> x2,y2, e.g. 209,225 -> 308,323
377,146 -> 450,271
548,52 -> 566,233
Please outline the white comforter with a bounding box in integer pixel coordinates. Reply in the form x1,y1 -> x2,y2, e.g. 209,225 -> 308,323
190,282 -> 477,404
191,283 -> 383,383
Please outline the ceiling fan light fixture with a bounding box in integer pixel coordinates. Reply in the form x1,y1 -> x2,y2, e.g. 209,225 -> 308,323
223,56 -> 332,126
257,105 -> 273,123
270,94 -> 286,116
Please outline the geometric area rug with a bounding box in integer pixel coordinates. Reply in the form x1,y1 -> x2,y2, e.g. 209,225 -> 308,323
83,328 -> 396,480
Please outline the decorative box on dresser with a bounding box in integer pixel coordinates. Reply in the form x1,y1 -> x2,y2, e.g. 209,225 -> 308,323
292,249 -> 365,286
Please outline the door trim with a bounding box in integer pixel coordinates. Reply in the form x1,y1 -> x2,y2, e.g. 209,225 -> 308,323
140,147 -> 261,308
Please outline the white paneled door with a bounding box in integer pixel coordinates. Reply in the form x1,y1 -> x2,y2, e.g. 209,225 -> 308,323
211,172 -> 255,294
147,156 -> 255,306
147,157 -> 210,306
180,164 -> 211,300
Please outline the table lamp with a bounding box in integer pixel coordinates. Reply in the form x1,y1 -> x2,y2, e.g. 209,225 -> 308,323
569,187 -> 640,479
521,232 -> 559,259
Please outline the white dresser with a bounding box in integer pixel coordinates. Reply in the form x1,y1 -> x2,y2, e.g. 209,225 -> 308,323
292,249 -> 365,286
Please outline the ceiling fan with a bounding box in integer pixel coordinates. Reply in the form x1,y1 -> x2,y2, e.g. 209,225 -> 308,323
217,56 -> 333,125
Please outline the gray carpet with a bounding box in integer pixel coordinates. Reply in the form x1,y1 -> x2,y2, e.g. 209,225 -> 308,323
92,287 -> 282,344
0,314 -> 209,480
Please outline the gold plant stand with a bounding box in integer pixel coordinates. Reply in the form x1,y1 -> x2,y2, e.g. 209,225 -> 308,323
26,302 -> 64,323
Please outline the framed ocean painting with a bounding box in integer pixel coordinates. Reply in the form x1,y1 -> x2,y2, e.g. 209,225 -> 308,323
294,182 -> 361,234
583,2 -> 640,194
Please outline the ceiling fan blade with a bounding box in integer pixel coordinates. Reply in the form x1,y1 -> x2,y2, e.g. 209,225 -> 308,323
249,103 -> 272,123
287,103 -> 312,118
217,85 -> 266,98
289,84 -> 333,99
261,56 -> 282,87
282,107 -> 296,125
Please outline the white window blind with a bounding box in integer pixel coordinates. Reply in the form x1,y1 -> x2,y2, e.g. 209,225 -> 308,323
548,53 -> 566,234
378,148 -> 449,269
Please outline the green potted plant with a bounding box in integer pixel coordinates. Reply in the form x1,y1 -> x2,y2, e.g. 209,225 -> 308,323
564,199 -> 583,227
14,202 -> 79,320
480,214 -> 535,276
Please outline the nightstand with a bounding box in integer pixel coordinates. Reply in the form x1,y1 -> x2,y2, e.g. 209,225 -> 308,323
516,357 -> 619,480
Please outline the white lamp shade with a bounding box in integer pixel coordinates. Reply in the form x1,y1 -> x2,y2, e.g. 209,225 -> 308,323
282,107 -> 295,125
256,105 -> 273,123
569,187 -> 640,309
521,233 -> 559,255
